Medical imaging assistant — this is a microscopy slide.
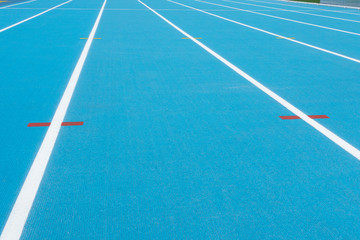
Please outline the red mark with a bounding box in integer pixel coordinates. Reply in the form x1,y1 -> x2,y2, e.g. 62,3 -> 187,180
280,115 -> 329,120
61,121 -> 84,126
27,122 -> 51,127
28,121 -> 84,127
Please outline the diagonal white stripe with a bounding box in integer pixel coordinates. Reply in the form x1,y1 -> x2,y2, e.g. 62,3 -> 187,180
196,0 -> 360,36
138,0 -> 360,160
0,0 -> 72,33
269,0 -> 360,15
222,0 -> 360,23
0,0 -> 107,239
279,0 -> 360,11
0,0 -> 36,10
168,0 -> 360,64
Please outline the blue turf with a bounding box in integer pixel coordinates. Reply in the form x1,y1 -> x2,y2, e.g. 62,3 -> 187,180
1,0 -> 360,239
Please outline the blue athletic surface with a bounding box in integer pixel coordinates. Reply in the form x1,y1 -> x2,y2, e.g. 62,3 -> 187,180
0,0 -> 28,7
1,0 -> 360,239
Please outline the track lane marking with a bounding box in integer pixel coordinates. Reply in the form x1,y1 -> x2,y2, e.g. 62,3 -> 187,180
280,115 -> 329,120
222,0 -> 360,23
0,0 -> 72,33
0,0 -> 107,239
0,0 -> 36,9
27,121 -> 84,127
267,0 -> 360,15
138,0 -> 360,160
277,36 -> 295,39
279,0 -> 360,11
196,0 -> 360,36
168,0 -> 360,64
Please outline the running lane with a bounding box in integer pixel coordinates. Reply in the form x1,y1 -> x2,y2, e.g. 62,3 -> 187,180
0,0 -> 104,235
0,0 -> 30,8
160,0 -> 360,151
240,0 -> 360,18
167,0 -> 360,59
0,0 -> 74,31
19,0 -> 360,239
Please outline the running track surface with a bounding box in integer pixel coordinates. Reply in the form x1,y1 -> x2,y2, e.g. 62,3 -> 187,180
1,0 -> 360,239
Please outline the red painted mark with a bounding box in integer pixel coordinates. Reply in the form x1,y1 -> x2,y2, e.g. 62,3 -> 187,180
280,115 -> 329,120
28,121 -> 84,127
28,122 -> 51,127
61,121 -> 84,126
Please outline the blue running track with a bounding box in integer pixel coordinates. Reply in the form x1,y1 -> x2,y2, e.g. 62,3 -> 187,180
1,0 -> 360,238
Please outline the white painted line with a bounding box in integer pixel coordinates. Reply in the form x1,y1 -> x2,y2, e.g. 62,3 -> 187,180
279,0 -> 360,11
0,0 -> 107,239
138,0 -> 360,160
5,7 -> 95,10
274,0 -> 360,15
196,0 -> 360,36
0,7 -> 318,11
222,0 -> 360,23
168,0 -> 360,64
0,0 -> 36,10
0,0 -> 72,33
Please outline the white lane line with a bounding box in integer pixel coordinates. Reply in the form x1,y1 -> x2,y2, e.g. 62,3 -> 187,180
0,0 -> 72,33
0,0 -> 107,239
0,7 -> 319,11
222,0 -> 360,23
0,0 -> 36,10
138,0 -> 360,160
268,0 -> 360,15
279,0 -> 360,11
1,7 -> 230,11
168,0 -> 360,64
196,0 -> 360,36
5,7 -> 95,10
